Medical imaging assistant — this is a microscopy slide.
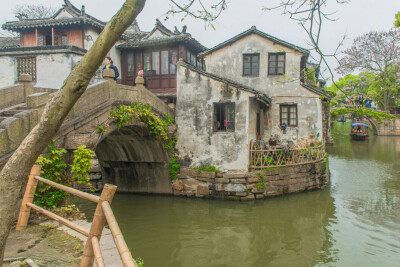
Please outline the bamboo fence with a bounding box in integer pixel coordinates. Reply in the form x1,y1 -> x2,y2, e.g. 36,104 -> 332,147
250,141 -> 326,169
16,165 -> 137,267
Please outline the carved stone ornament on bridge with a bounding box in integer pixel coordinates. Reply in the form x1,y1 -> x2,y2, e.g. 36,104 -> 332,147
103,69 -> 115,79
19,74 -> 33,82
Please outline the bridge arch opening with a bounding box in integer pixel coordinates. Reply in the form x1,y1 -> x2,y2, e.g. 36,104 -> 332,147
94,123 -> 172,194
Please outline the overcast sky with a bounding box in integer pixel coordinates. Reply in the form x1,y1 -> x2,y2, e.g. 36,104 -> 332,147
2,0 -> 400,82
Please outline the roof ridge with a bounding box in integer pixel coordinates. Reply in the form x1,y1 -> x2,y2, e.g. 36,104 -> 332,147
198,26 -> 309,57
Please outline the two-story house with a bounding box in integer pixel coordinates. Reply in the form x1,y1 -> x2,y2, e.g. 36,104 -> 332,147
175,26 -> 330,171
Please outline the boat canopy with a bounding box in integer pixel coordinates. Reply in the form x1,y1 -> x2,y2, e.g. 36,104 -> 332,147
351,123 -> 369,128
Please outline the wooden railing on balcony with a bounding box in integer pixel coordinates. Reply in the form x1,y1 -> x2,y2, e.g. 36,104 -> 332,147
250,141 -> 326,169
16,165 -> 137,267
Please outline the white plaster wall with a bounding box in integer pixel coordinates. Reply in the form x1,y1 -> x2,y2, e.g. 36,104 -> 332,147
203,34 -> 323,142
35,53 -> 82,89
146,29 -> 165,39
0,56 -> 16,88
176,65 -> 253,171
54,9 -> 74,19
267,97 -> 323,143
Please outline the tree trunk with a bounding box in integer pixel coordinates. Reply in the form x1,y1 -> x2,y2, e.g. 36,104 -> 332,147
0,0 -> 146,263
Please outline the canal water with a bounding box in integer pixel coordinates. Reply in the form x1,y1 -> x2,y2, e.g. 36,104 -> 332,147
75,121 -> 400,266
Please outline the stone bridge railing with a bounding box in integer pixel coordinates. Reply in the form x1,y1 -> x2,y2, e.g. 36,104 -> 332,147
0,71 -> 173,169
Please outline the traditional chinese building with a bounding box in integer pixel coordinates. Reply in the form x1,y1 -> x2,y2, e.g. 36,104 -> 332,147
0,0 -> 206,104
117,19 -> 206,102
0,0 -> 132,88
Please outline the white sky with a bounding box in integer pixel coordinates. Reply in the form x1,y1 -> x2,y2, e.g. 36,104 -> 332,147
2,0 -> 400,82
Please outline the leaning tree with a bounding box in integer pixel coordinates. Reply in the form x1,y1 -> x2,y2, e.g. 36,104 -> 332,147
337,29 -> 400,111
0,0 -> 147,263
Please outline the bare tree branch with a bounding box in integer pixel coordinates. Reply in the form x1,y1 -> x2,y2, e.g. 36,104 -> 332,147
264,0 -> 350,93
166,0 -> 227,28
13,4 -> 57,20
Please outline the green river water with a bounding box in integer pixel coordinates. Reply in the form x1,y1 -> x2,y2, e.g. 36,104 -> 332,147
75,121 -> 400,266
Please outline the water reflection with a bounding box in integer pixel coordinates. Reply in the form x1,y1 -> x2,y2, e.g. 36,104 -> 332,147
324,122 -> 400,266
75,190 -> 335,266
72,121 -> 400,266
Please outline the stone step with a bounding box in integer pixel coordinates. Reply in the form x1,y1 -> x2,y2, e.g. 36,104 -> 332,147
13,104 -> 27,111
0,110 -> 21,117
0,117 -> 8,123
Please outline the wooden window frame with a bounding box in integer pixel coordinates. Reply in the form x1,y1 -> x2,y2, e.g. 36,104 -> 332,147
213,102 -> 236,132
280,104 -> 297,127
243,53 -> 260,77
268,52 -> 286,75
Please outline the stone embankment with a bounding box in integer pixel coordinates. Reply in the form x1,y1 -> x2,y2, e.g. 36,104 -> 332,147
172,160 -> 329,200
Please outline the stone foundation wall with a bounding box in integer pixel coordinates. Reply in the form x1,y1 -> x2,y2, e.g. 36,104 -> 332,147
172,160 -> 329,200
376,118 -> 400,136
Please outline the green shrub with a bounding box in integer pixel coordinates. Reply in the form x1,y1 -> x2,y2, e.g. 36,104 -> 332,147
135,257 -> 144,267
35,141 -> 69,208
255,181 -> 266,190
164,135 -> 177,154
162,112 -> 174,125
169,158 -> 180,180
70,145 -> 94,185
95,124 -> 107,135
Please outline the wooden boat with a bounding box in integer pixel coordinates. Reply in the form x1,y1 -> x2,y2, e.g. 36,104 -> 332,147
350,123 -> 369,141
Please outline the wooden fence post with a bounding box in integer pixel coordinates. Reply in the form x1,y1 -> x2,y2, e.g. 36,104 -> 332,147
80,184 -> 117,267
16,165 -> 41,230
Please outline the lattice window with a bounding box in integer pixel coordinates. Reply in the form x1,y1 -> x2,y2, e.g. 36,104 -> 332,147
269,53 -> 286,75
37,36 -> 44,46
16,56 -> 36,82
62,35 -> 68,45
280,104 -> 297,127
54,34 -> 59,46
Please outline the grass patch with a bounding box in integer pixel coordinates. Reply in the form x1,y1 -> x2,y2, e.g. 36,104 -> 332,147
192,165 -> 220,173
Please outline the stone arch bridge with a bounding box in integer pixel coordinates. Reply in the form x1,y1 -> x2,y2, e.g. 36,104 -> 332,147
330,107 -> 399,136
0,74 -> 174,194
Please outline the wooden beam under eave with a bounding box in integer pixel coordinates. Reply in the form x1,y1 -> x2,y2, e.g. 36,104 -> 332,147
52,27 -> 54,46
35,28 -> 38,46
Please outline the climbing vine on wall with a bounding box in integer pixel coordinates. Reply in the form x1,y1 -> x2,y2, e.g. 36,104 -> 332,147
330,108 -> 396,123
109,102 -> 170,141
